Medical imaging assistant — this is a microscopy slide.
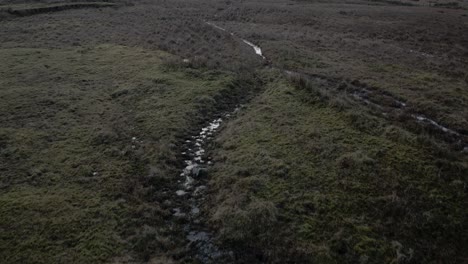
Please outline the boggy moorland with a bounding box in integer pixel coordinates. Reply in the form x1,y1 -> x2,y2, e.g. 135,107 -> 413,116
0,0 -> 467,263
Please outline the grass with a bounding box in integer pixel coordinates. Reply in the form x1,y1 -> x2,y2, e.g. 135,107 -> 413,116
0,186 -> 123,262
207,69 -> 468,263
215,0 -> 468,134
0,44 -> 254,262
1,0 -> 467,262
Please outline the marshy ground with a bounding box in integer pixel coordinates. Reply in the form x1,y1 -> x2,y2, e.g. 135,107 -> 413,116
0,0 -> 467,263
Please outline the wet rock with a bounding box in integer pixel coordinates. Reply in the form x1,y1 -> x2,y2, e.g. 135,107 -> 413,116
192,167 -> 208,178
173,208 -> 186,218
191,206 -> 200,215
183,164 -> 197,175
187,231 -> 224,262
184,176 -> 194,189
187,231 -> 210,242
194,185 -> 207,196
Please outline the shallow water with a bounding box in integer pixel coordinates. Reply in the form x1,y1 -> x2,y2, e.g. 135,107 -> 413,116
412,114 -> 459,136
242,39 -> 265,59
205,21 -> 227,32
173,106 -> 240,263
205,21 -> 265,59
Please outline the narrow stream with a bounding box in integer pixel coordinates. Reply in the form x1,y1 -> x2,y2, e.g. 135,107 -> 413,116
205,21 -> 265,59
173,106 -> 241,263
242,39 -> 265,59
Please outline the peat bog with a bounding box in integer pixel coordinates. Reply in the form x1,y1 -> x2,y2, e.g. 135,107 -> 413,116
0,0 -> 467,263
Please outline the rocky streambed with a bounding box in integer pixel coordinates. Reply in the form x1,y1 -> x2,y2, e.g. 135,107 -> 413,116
172,106 -> 241,263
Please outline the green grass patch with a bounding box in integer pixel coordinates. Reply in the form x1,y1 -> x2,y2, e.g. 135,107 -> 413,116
208,70 -> 467,263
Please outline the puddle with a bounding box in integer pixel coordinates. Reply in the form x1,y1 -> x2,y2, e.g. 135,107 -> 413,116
242,39 -> 265,59
205,21 -> 265,59
413,114 -> 459,136
205,21 -> 227,32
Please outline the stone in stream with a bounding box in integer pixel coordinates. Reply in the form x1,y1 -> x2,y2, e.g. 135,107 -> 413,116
191,166 -> 208,178
183,164 -> 197,175
184,164 -> 208,178
187,231 -> 224,262
191,206 -> 200,215
194,185 -> 207,196
173,208 -> 186,218
184,176 -> 195,189
187,231 -> 210,242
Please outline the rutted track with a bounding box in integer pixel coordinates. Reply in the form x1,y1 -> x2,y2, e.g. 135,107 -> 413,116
205,20 -> 467,151
284,70 -> 468,150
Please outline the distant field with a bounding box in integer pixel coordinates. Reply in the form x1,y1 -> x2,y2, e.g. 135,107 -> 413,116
0,2 -> 117,17
0,0 -> 467,263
